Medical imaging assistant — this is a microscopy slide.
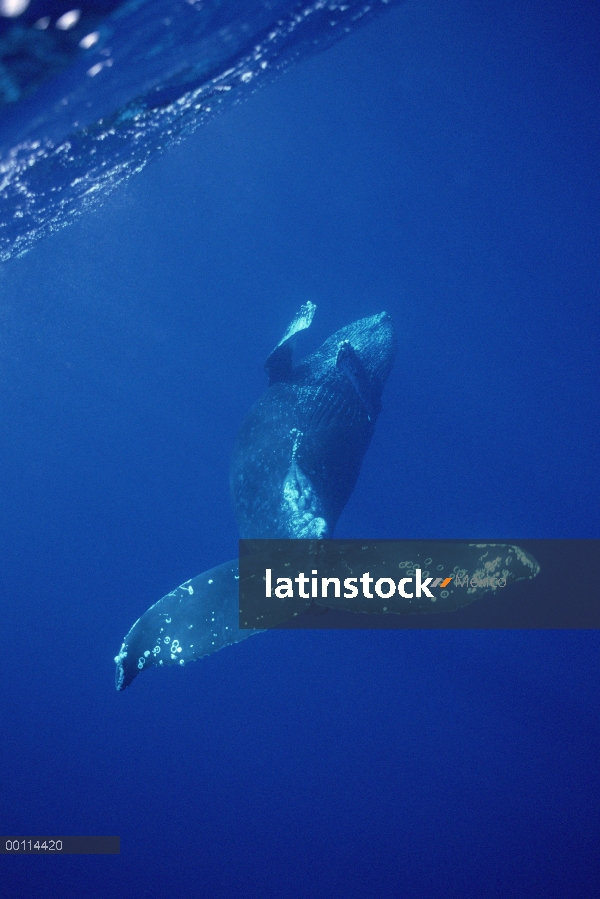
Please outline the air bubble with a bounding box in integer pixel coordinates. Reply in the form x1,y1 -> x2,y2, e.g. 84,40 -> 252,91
56,9 -> 81,30
79,31 -> 99,49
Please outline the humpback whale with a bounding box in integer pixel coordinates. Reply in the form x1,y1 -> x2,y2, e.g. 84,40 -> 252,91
115,304 -> 396,690
114,304 -> 539,691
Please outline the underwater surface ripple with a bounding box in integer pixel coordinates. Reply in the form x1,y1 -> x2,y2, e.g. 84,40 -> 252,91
0,0 -> 400,262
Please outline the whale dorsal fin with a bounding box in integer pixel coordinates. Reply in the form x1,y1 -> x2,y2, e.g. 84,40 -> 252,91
265,301 -> 316,384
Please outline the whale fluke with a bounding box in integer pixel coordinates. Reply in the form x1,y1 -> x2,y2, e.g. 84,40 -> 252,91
114,560 -> 263,692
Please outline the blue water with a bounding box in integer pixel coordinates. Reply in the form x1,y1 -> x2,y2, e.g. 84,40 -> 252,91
1,0 -> 599,896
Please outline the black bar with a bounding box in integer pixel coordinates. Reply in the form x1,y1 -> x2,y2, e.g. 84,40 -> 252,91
0,837 -> 120,855
239,539 -> 600,629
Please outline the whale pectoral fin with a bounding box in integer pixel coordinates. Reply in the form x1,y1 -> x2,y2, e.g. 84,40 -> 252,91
336,340 -> 379,420
265,301 -> 317,384
114,559 -> 263,691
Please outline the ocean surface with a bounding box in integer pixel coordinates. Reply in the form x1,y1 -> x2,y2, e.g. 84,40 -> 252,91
1,0 -> 599,896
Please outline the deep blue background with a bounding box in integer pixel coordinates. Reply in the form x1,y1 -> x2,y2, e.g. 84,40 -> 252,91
1,0 -> 599,896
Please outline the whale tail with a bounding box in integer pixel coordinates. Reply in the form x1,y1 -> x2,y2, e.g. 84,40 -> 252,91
114,559 -> 263,691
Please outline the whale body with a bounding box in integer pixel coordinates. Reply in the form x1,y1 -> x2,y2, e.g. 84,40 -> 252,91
115,304 -> 397,690
231,304 -> 396,539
